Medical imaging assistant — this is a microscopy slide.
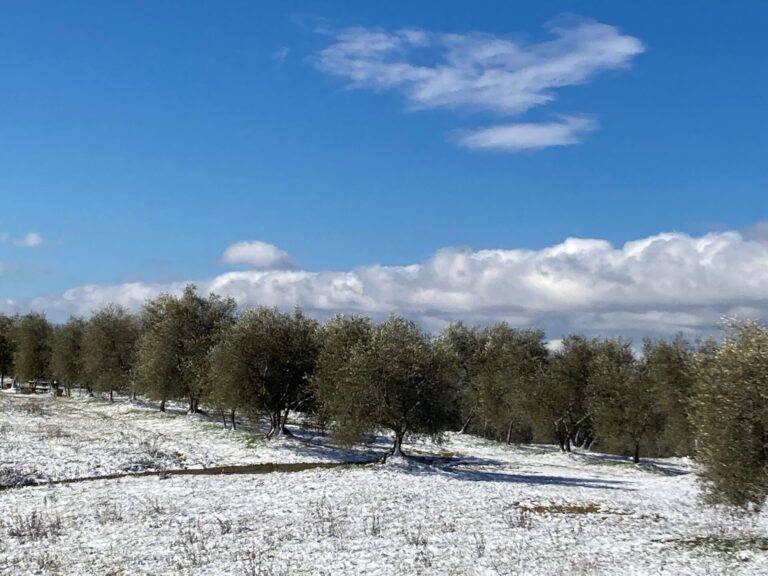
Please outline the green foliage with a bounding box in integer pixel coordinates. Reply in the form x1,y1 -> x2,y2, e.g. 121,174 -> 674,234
51,317 -> 85,390
13,313 -> 52,382
209,306 -> 319,438
475,324 -> 548,443
691,319 -> 768,508
436,322 -> 487,432
11,283 -> 768,509
82,305 -> 138,399
642,335 -> 695,456
535,335 -> 595,451
135,285 -> 235,411
315,315 -> 459,454
312,315 -> 374,444
588,339 -> 662,463
0,313 -> 16,382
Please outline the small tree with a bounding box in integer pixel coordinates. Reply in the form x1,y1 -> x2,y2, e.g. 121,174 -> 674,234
475,324 -> 548,444
209,307 -> 319,438
13,313 -> 52,383
82,305 -> 138,401
691,319 -> 768,508
0,313 -> 16,386
643,335 -> 695,456
135,286 -> 235,412
51,317 -> 86,396
315,316 -> 459,457
312,315 -> 374,444
437,322 -> 487,434
588,339 -> 662,464
535,335 -> 595,451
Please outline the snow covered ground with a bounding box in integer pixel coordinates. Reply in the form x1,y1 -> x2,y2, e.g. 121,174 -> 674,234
1,393 -> 767,575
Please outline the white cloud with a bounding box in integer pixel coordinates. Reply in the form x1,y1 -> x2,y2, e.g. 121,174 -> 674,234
15,230 -> 768,340
29,281 -> 188,319
221,241 -> 294,270
1,231 -> 44,248
454,115 -> 596,151
313,17 -> 643,151
743,220 -> 768,242
273,47 -> 291,60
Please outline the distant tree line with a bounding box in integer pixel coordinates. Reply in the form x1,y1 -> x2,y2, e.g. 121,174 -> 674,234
0,285 -> 766,508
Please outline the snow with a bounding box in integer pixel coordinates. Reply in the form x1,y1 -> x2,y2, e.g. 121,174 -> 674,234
1,393 -> 767,575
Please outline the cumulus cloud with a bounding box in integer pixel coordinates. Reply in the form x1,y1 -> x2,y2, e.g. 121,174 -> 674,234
743,220 -> 768,242
29,281 -> 188,319
454,115 -> 596,151
313,17 -> 643,151
1,232 -> 44,248
221,240 -> 295,270
14,230 -> 768,340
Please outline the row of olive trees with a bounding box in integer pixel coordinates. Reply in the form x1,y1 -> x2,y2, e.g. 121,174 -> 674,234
441,320 -> 768,508
0,306 -> 137,401
439,323 -> 696,463
1,291 -> 766,507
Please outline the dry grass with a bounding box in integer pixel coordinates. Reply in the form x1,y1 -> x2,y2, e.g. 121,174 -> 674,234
511,501 -> 604,515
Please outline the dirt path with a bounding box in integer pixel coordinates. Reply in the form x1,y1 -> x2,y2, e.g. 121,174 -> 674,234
1,460 -> 377,491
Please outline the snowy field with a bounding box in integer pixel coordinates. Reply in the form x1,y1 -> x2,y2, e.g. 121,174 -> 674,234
1,393 -> 767,575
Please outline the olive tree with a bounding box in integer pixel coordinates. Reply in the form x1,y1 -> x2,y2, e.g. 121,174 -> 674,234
588,339 -> 662,464
82,305 -> 138,401
691,319 -> 768,508
535,335 -> 595,452
209,307 -> 319,438
314,316 -> 459,457
437,322 -> 487,434
643,335 -> 695,456
475,324 -> 548,444
135,285 -> 235,412
0,313 -> 16,386
13,313 -> 52,383
51,316 -> 86,395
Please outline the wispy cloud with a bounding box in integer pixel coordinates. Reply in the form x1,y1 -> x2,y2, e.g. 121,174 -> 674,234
313,17 -> 643,151
454,115 -> 597,151
15,231 -> 768,340
0,262 -> 20,275
221,240 -> 295,270
273,47 -> 291,60
1,231 -> 45,248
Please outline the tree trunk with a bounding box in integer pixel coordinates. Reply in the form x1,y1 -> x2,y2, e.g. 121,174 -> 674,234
230,409 -> 236,431
565,434 -> 572,453
506,421 -> 514,444
221,410 -> 228,429
633,442 -> 640,464
391,430 -> 404,457
459,414 -> 473,434
109,388 -> 113,403
554,422 -> 565,452
160,398 -> 166,413
266,410 -> 293,439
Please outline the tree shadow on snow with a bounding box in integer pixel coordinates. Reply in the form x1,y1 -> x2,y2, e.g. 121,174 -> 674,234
567,451 -> 690,476
395,455 -> 630,490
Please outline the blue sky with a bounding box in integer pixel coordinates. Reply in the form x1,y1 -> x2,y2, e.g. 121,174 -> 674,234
1,1 -> 767,337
